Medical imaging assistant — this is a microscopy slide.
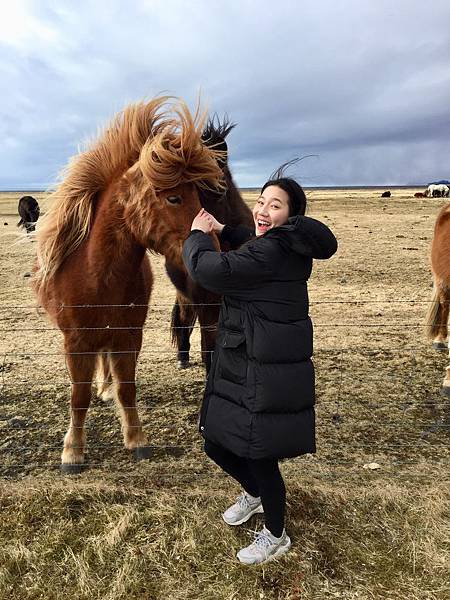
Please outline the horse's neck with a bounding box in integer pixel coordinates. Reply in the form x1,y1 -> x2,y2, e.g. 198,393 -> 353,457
87,189 -> 146,280
204,171 -> 253,228
224,173 -> 253,228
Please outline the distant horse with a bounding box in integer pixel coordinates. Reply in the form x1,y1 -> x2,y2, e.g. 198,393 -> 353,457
381,191 -> 391,198
441,185 -> 450,197
425,201 -> 450,395
33,97 -> 225,472
426,184 -> 450,198
17,195 -> 40,233
165,117 -> 253,371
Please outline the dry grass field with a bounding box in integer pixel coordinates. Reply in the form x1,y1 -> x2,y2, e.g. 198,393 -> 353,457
0,188 -> 449,599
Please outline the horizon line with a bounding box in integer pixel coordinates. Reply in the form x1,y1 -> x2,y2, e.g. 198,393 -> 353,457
0,183 -> 434,193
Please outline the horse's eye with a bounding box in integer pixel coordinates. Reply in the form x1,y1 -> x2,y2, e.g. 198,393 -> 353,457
167,195 -> 182,205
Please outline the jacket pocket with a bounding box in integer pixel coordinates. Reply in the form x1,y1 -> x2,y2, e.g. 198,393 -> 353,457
254,360 -> 315,413
218,330 -> 247,385
253,316 -> 313,363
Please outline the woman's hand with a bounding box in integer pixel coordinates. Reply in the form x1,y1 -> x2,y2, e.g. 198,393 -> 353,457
206,212 -> 225,233
191,208 -> 214,234
191,209 -> 225,234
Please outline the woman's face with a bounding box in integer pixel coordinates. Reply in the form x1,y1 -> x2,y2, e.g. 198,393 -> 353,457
253,185 -> 291,236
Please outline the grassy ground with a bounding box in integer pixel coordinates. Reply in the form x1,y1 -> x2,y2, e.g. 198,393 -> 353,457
0,189 -> 449,599
0,475 -> 448,600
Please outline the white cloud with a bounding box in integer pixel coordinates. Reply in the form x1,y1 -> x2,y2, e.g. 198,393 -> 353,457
0,1 -> 61,49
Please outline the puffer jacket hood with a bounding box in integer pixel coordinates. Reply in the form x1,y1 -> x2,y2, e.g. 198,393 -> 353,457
264,215 -> 338,259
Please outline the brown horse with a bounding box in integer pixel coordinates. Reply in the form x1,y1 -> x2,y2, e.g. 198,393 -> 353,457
165,117 -> 253,370
426,201 -> 450,395
33,97 -> 224,472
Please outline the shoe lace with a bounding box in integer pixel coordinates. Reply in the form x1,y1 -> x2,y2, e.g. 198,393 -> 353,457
237,493 -> 251,509
253,530 -> 273,551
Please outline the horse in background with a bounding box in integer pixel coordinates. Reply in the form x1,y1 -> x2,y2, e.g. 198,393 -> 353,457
165,117 -> 253,371
33,97 -> 225,472
426,201 -> 450,396
425,184 -> 450,198
17,195 -> 40,233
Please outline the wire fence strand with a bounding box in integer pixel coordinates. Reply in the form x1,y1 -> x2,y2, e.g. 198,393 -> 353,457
1,298 -> 449,478
0,298 -> 446,314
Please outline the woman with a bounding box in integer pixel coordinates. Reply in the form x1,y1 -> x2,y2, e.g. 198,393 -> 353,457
182,169 -> 337,565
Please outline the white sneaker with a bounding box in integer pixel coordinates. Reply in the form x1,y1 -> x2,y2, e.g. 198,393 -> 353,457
222,492 -> 264,526
237,526 -> 291,565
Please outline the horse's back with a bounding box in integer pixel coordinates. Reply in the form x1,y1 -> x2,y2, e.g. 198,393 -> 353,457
433,202 -> 450,231
431,202 -> 450,281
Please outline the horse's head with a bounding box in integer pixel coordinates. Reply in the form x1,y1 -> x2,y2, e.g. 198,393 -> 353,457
122,175 -> 205,266
121,101 -> 224,266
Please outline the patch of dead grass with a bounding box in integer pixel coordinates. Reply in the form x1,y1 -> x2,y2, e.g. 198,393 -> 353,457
1,189 -> 449,599
0,477 -> 448,600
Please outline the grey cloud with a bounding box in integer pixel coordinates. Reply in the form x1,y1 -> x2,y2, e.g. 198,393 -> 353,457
1,0 -> 450,188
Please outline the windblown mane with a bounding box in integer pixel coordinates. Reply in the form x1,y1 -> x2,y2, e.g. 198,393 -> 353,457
202,114 -> 236,146
35,97 -> 225,288
200,115 -> 236,172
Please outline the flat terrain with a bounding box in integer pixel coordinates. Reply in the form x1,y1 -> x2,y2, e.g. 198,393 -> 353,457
0,189 -> 449,599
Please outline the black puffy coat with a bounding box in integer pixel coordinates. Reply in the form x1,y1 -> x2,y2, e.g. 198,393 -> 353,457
182,215 -> 338,459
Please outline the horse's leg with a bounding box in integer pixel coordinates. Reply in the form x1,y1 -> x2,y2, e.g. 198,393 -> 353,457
197,303 -> 220,374
436,286 -> 449,350
428,284 -> 450,395
109,347 -> 150,460
442,289 -> 450,353
442,364 -> 450,397
171,295 -> 196,369
427,282 -> 449,350
95,352 -> 114,400
61,351 -> 96,473
442,289 -> 450,395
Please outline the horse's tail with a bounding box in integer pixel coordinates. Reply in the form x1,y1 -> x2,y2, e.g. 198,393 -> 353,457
17,218 -> 23,228
95,352 -> 114,400
425,284 -> 447,340
170,296 -> 197,347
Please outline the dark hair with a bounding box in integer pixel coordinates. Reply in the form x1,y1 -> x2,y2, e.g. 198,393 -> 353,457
261,158 -> 308,216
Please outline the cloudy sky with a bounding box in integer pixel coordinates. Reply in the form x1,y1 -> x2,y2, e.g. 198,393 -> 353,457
1,0 -> 450,189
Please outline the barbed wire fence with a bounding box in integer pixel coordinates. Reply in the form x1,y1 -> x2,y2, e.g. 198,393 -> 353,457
0,298 -> 449,480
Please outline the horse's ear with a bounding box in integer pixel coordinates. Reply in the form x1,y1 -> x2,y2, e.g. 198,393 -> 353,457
122,163 -> 141,183
118,163 -> 143,199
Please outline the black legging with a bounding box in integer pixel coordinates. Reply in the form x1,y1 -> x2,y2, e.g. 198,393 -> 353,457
204,439 -> 286,537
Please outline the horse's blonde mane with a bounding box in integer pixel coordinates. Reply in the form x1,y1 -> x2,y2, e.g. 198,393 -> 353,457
138,102 -> 225,191
35,97 -> 225,288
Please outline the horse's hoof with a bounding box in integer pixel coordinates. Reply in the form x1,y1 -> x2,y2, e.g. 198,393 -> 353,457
60,463 -> 84,475
177,360 -> 190,369
440,386 -> 450,398
134,446 -> 152,460
432,341 -> 448,351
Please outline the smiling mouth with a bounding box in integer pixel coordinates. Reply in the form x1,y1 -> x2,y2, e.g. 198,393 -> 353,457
256,219 -> 271,230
